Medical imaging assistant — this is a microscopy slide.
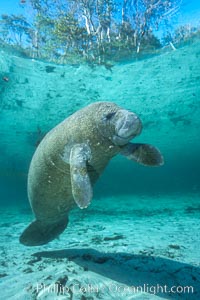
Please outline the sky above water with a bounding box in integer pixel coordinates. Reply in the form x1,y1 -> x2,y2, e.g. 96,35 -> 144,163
0,0 -> 199,27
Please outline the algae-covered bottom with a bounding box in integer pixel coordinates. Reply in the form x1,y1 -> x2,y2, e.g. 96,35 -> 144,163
0,193 -> 199,300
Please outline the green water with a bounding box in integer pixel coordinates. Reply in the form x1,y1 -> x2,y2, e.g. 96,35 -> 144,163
0,38 -> 200,204
0,38 -> 200,300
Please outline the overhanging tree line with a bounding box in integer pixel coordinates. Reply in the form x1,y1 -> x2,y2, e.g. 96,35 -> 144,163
0,0 -> 188,64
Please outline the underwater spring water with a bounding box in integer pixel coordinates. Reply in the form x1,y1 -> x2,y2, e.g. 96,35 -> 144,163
0,38 -> 200,299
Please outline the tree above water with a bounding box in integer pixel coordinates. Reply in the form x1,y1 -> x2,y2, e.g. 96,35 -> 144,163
0,0 -> 183,64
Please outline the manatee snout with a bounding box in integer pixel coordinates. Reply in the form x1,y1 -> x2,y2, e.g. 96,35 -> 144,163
113,109 -> 142,145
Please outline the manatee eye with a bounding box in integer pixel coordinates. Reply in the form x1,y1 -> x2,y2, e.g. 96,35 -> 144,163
105,112 -> 116,120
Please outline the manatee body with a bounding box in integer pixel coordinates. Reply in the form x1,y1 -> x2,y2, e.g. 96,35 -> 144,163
20,102 -> 164,246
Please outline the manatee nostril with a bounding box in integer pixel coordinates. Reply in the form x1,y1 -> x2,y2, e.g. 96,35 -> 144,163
133,117 -> 142,136
117,112 -> 142,138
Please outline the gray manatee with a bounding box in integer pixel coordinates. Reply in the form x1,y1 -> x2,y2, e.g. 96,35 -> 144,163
20,102 -> 164,246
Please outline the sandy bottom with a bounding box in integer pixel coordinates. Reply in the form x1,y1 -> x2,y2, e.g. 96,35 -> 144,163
0,193 -> 200,300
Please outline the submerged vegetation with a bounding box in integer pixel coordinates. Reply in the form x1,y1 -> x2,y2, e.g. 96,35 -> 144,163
0,0 -> 198,64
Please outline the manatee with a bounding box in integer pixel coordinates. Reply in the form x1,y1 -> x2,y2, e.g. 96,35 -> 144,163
20,102 -> 164,246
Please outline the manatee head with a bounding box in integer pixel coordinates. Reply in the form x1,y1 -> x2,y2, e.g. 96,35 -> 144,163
94,102 -> 142,146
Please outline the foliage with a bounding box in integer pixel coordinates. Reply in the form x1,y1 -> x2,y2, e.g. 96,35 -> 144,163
0,14 -> 33,46
0,0 -> 183,64
162,23 -> 200,48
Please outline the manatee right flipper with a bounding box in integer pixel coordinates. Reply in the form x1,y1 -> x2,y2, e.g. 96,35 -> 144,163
70,143 -> 93,209
120,142 -> 164,166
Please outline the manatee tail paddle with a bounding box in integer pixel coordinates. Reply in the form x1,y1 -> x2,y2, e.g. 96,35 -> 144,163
19,217 -> 68,246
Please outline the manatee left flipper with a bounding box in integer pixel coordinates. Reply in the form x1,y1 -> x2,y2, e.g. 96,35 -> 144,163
120,143 -> 164,166
69,143 -> 93,209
